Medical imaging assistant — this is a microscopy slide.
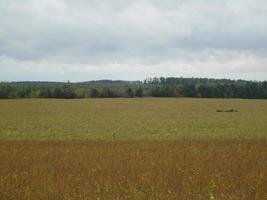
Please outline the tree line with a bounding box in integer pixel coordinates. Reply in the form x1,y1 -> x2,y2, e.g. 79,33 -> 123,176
0,77 -> 267,99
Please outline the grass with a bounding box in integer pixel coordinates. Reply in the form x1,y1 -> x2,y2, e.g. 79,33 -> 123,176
0,140 -> 266,200
0,98 -> 267,140
0,98 -> 266,199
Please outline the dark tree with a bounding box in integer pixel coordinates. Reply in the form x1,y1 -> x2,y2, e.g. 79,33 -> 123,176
197,85 -> 212,98
151,87 -> 162,97
183,84 -> 196,97
90,88 -> 99,98
100,88 -> 115,98
1,77 -> 267,99
135,88 -> 143,97
126,88 -> 134,97
38,88 -> 52,98
0,84 -> 15,99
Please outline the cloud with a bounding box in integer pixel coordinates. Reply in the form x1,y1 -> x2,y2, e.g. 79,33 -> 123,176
0,0 -> 266,81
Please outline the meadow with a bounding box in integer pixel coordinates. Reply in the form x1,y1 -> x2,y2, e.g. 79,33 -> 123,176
0,98 -> 266,199
0,98 -> 267,140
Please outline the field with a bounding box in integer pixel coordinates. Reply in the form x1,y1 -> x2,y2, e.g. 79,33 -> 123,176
0,98 -> 266,199
1,98 -> 267,140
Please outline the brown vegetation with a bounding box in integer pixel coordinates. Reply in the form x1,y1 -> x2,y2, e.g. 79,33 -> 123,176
0,140 -> 266,199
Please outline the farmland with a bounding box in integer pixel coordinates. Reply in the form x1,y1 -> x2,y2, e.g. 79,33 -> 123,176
0,98 -> 267,140
0,98 -> 266,199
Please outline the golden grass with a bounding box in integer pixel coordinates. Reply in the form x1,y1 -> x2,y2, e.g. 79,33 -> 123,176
0,98 -> 267,140
0,140 -> 266,200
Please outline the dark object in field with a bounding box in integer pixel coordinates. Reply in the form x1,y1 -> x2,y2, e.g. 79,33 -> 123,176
216,109 -> 238,112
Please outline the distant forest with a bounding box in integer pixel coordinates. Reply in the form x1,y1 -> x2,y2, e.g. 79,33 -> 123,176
0,77 -> 267,99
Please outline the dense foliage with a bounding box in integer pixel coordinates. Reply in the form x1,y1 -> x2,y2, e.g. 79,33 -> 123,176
0,77 -> 267,99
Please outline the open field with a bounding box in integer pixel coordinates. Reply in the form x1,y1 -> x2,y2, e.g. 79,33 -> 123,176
0,140 -> 266,200
0,98 -> 266,199
0,98 -> 267,140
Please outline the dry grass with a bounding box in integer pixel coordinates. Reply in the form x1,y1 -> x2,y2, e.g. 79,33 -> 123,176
0,140 -> 266,200
0,99 -> 266,199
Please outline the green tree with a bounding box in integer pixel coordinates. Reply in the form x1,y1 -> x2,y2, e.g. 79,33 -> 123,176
90,88 -> 99,98
135,88 -> 143,97
38,88 -> 52,98
100,88 -> 115,98
0,84 -> 16,99
126,88 -> 134,97
183,84 -> 196,97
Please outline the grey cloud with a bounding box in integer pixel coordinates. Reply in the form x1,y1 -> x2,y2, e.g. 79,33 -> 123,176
0,0 -> 266,81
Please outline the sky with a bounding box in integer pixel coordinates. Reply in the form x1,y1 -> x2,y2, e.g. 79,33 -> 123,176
0,0 -> 267,82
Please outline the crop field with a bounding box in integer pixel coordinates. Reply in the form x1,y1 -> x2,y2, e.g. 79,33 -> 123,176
0,98 -> 267,140
0,98 -> 266,199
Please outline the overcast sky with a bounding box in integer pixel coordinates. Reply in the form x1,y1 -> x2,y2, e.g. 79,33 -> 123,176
0,0 -> 267,81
